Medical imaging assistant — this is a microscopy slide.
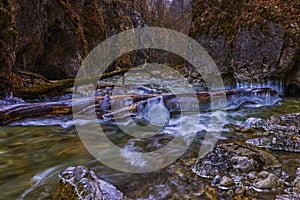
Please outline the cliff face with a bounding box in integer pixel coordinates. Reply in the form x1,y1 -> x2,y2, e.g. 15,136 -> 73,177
1,0 -> 299,96
0,0 -> 17,96
0,0 -> 147,82
189,0 -> 300,94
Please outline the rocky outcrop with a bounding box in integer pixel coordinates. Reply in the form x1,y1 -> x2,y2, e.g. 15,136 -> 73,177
0,0 -> 147,85
285,56 -> 300,96
53,165 -> 124,200
11,0 -> 147,80
245,112 -> 300,152
189,0 -> 300,92
192,143 -> 288,196
0,0 -> 17,96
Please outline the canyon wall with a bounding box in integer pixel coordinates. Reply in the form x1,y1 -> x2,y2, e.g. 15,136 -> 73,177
188,0 -> 300,94
0,0 -> 147,83
0,0 -> 299,96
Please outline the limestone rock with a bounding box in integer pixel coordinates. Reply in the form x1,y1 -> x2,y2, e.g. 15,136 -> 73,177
189,0 -> 300,91
254,173 -> 284,189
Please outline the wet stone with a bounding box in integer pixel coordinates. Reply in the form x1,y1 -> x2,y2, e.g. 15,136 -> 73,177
53,165 -> 124,200
219,176 -> 235,188
254,173 -> 285,190
192,143 -> 287,191
258,171 -> 269,179
245,113 -> 300,152
276,168 -> 300,200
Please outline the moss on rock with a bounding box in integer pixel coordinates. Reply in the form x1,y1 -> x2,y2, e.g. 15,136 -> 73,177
190,0 -> 300,39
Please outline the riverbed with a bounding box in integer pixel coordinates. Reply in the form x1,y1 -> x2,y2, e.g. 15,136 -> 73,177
0,95 -> 299,199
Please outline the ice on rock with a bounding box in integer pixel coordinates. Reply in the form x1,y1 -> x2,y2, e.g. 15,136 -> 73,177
139,96 -> 170,127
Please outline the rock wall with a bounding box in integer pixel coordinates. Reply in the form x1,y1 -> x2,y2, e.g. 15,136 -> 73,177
0,0 -> 17,96
1,0 -> 299,96
188,0 -> 300,93
0,0 -> 147,82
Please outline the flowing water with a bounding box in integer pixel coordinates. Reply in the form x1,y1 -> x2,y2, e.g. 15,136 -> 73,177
0,77 -> 299,199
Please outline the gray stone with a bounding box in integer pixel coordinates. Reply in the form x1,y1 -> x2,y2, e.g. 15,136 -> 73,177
254,173 -> 284,189
246,113 -> 300,152
53,165 -> 124,200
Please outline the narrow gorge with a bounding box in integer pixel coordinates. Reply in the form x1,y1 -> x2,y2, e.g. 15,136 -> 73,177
0,0 -> 299,200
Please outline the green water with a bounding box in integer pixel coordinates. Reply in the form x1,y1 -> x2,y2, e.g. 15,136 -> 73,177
0,97 -> 299,199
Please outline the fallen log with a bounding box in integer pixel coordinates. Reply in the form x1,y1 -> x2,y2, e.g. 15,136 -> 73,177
13,68 -> 132,100
0,88 -> 278,125
0,100 -> 72,125
14,79 -> 75,100
12,69 -> 52,84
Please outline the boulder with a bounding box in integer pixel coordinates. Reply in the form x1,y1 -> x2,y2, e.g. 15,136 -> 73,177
192,143 -> 287,191
53,165 -> 124,200
246,113 -> 300,152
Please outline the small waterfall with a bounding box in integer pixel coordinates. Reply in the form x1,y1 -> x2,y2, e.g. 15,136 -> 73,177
137,96 -> 170,127
0,93 -> 25,105
236,79 -> 284,95
10,116 -> 75,129
226,88 -> 281,109
120,139 -> 147,168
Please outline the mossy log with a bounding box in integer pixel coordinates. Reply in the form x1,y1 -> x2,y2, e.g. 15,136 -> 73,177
13,68 -> 131,100
12,69 -> 52,83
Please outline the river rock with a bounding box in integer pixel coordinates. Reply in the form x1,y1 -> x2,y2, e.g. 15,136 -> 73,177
192,143 -> 287,191
254,173 -> 284,190
219,176 -> 235,188
276,168 -> 300,200
53,165 -> 124,200
245,113 -> 300,152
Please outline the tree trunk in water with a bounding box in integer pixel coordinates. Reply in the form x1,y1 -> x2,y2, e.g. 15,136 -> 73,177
0,88 -> 277,125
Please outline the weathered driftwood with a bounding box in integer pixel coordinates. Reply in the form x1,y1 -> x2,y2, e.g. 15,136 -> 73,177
0,88 -> 277,125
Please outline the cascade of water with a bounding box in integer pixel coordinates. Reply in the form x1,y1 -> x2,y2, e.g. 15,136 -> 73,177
0,93 -> 25,105
236,79 -> 284,95
10,116 -> 75,129
120,139 -> 147,168
139,96 -> 170,127
226,88 -> 281,109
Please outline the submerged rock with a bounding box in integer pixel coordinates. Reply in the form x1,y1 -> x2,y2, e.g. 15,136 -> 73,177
53,165 -> 124,200
245,113 -> 300,152
192,143 -> 287,191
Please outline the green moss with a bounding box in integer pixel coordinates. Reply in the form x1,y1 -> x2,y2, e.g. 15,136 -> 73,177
57,0 -> 89,56
14,79 -> 74,99
0,0 -> 12,15
13,68 -> 134,99
190,0 -> 300,39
